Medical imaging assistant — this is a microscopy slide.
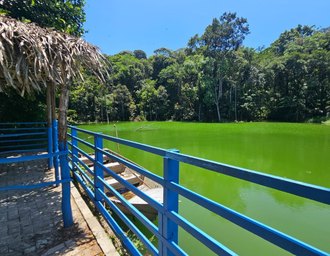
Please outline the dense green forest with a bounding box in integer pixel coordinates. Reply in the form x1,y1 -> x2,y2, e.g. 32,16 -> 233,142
69,17 -> 329,123
0,1 -> 329,123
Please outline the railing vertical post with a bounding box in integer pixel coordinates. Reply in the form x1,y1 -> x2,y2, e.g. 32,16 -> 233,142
71,127 -> 78,172
47,123 -> 53,169
59,141 -> 73,228
159,149 -> 180,256
94,133 -> 104,202
53,120 -> 60,184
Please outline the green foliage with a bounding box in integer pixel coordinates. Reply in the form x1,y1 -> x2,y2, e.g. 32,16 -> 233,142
0,0 -> 86,36
133,50 -> 147,59
200,12 -> 249,54
137,80 -> 169,120
0,88 -> 46,122
67,21 -> 329,123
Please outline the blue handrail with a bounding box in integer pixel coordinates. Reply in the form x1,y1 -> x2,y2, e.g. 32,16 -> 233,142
0,122 -> 48,155
67,125 -> 330,256
0,121 -> 73,229
0,122 -> 47,125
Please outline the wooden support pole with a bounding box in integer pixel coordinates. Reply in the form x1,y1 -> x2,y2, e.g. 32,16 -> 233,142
51,83 -> 56,121
46,84 -> 53,169
51,83 -> 60,182
58,83 -> 73,228
58,84 -> 69,145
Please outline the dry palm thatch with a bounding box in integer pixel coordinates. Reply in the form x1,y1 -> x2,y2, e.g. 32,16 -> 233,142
0,15 -> 109,146
0,15 -> 107,95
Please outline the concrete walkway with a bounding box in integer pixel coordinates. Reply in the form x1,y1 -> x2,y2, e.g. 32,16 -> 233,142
0,157 -> 116,256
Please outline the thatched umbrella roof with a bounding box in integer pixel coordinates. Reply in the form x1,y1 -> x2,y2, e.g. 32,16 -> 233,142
0,15 -> 108,146
0,15 -> 107,95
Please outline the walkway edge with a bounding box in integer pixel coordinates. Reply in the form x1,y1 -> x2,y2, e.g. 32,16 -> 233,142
70,183 -> 119,256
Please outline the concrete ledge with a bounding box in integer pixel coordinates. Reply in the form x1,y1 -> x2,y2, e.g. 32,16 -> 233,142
70,183 -> 119,256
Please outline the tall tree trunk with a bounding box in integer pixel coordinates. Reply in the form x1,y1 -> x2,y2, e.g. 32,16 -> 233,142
46,84 -> 52,127
57,83 -> 74,228
215,102 -> 221,122
51,83 -> 56,120
46,83 -> 53,169
105,105 -> 110,124
58,84 -> 70,147
234,84 -> 237,121
214,78 -> 223,122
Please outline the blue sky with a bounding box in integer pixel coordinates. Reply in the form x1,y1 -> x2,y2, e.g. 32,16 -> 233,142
84,0 -> 330,56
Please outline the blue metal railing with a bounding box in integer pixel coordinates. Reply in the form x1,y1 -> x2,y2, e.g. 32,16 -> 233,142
0,122 -> 48,154
0,121 -> 61,180
0,121 -> 73,228
67,125 -> 330,256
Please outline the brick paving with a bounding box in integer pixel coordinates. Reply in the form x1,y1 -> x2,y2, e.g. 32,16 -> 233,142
0,157 -> 105,256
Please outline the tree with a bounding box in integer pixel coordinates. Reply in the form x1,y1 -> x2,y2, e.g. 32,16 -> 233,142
173,83 -> 198,121
182,54 -> 206,120
137,80 -> 169,120
200,13 -> 249,54
271,25 -> 315,55
150,48 -> 176,79
134,50 -> 147,59
110,84 -> 136,121
109,53 -> 152,96
197,12 -> 249,121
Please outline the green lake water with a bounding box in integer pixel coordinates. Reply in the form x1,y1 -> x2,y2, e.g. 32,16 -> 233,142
78,122 -> 330,255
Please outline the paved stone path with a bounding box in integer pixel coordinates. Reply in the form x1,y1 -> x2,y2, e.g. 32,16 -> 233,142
0,158 -> 105,256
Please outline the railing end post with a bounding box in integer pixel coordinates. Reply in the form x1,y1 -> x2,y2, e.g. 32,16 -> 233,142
94,133 -> 104,202
59,141 -> 74,228
47,125 -> 53,169
160,148 -> 180,256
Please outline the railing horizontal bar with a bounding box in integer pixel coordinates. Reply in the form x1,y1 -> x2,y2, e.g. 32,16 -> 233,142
73,162 -> 94,187
0,179 -> 71,192
0,138 -> 46,143
73,171 -> 95,200
0,127 -> 47,131
69,134 -> 94,149
95,200 -> 143,256
162,240 -> 187,256
99,189 -> 158,255
98,164 -> 164,213
101,133 -> 167,156
167,151 -> 330,205
0,132 -> 47,138
0,151 -> 67,164
168,181 -> 328,256
68,125 -> 98,136
0,143 -> 46,150
68,125 -> 167,156
0,148 -> 47,157
167,210 -> 237,256
71,154 -> 95,177
68,143 -> 95,167
100,149 -> 164,186
98,178 -> 159,235
0,122 -> 46,125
